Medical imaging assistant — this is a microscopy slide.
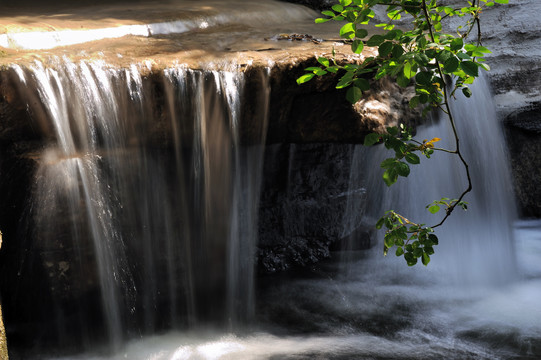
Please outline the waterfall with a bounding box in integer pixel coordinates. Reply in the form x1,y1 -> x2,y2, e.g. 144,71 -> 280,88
352,75 -> 518,286
5,58 -> 539,360
12,58 -> 270,349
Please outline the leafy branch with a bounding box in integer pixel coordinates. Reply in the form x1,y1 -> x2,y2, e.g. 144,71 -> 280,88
297,0 -> 508,266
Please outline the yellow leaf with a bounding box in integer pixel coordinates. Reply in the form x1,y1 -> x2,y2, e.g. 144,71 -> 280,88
420,137 -> 441,150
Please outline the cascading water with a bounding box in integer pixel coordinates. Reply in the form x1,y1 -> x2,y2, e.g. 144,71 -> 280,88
4,60 -> 540,360
1,1 -> 539,356
250,76 -> 540,359
10,58 -> 270,353
361,74 -> 518,286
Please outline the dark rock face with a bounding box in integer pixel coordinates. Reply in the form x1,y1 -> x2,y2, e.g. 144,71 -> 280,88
279,0 -> 332,11
504,103 -> 541,218
257,143 -> 371,273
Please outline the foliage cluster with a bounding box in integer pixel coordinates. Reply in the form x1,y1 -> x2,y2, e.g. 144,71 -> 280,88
298,0 -> 508,266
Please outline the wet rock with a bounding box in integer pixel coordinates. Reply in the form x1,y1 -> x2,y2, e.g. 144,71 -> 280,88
280,0 -> 333,11
504,103 -> 541,217
476,0 -> 541,216
257,143 -> 372,273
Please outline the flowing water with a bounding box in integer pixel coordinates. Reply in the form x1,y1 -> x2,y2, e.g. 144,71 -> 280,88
10,58 -> 270,353
2,1 -> 540,358
28,73 -> 539,360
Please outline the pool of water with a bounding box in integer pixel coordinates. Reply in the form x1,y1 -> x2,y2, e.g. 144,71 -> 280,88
48,220 -> 541,360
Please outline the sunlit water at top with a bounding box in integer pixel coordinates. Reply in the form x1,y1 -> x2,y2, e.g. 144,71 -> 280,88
0,0 -> 317,50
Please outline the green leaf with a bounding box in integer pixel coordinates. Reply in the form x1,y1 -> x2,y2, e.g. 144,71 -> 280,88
332,4 -> 344,12
397,72 -> 410,88
357,8 -> 375,24
351,39 -> 364,54
336,71 -> 354,89
384,235 -> 395,249
387,10 -> 402,21
355,29 -> 368,38
340,22 -> 356,39
479,62 -> 491,71
448,38 -> 462,52
409,95 -> 420,108
474,45 -> 492,54
391,44 -> 404,59
354,78 -> 370,91
317,57 -> 330,67
405,152 -> 420,164
383,168 -> 398,186
375,217 -> 385,229
494,0 -> 508,3
461,61 -> 479,77
404,252 -> 417,266
413,53 -> 430,66
366,34 -> 385,47
395,247 -> 404,256
345,10 -> 357,23
322,10 -> 335,16
419,93 -> 429,104
297,73 -> 315,84
315,18 -> 331,23
413,247 -> 423,258
416,35 -> 427,49
339,0 -> 352,5
456,52 -> 472,60
415,71 -> 433,86
437,50 -> 452,63
384,217 -> 394,229
462,87 -> 473,98
422,252 -> 431,266
378,41 -> 393,57
443,56 -> 459,73
346,86 -> 363,103
392,140 -> 406,157
428,234 -> 439,245
403,62 -> 415,79
380,157 -> 396,169
386,126 -> 398,136
428,205 -> 440,214
327,66 -> 339,73
396,161 -> 410,177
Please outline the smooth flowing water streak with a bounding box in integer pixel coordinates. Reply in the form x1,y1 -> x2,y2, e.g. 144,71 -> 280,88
12,57 -> 270,350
